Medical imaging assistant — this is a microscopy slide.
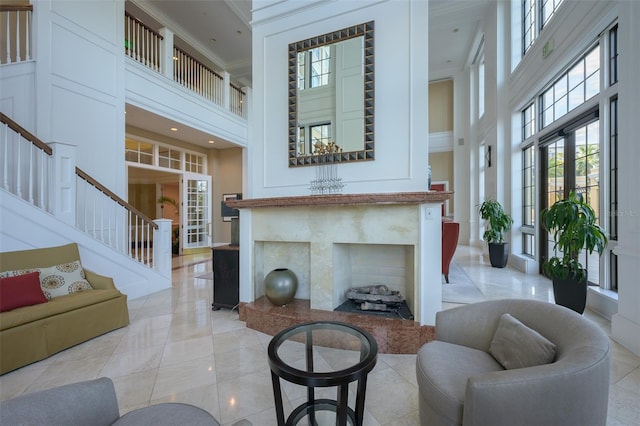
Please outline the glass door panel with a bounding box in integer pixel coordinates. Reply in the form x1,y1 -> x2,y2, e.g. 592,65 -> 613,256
540,118 -> 600,285
182,173 -> 211,250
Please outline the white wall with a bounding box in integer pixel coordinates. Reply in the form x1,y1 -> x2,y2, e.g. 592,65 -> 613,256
612,0 -> 640,356
250,0 -> 429,198
125,60 -> 249,148
33,0 -> 126,197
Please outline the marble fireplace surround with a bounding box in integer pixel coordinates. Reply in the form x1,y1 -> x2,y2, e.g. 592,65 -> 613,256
229,192 -> 452,352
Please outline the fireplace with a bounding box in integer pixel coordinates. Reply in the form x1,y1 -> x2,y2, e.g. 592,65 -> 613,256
228,192 -> 452,326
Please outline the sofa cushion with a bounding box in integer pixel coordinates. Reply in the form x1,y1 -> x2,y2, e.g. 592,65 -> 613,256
417,340 -> 504,424
0,272 -> 48,312
38,261 -> 94,299
1,261 -> 94,300
489,313 -> 557,369
0,289 -> 123,331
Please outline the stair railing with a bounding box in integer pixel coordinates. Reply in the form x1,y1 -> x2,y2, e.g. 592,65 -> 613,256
76,168 -> 158,265
1,112 -> 162,268
0,112 -> 51,211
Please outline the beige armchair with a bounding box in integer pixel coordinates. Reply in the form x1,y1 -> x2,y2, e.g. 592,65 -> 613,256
416,299 -> 610,426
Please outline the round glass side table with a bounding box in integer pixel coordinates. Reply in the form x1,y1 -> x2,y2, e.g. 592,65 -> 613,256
267,321 -> 378,426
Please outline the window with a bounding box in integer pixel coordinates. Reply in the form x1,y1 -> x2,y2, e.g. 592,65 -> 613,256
125,139 -> 153,165
523,0 -> 536,54
608,95 -> 618,292
297,46 -> 331,90
126,137 -> 206,174
519,22 -> 617,292
298,123 -> 333,154
297,127 -> 306,155
522,0 -> 564,54
540,0 -> 564,29
185,153 -> 204,174
159,147 -> 181,170
609,96 -> 618,241
522,144 -> 536,257
297,51 -> 306,91
541,46 -> 600,128
609,24 -> 618,86
310,123 -> 331,153
523,103 -> 536,140
478,56 -> 485,118
310,46 -> 331,88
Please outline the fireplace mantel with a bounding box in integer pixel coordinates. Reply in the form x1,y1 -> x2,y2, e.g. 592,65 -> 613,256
226,191 -> 452,209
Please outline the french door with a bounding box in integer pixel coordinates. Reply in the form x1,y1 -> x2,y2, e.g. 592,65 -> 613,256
539,110 -> 601,284
181,173 -> 212,250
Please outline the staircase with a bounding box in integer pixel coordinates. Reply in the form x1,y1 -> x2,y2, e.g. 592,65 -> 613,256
0,112 -> 172,300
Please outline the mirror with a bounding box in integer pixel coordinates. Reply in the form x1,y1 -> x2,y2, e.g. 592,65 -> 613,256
288,21 -> 374,167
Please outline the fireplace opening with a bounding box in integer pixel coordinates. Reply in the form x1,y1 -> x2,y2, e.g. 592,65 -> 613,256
334,284 -> 414,320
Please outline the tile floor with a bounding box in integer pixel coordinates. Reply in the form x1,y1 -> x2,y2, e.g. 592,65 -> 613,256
1,245 -> 639,425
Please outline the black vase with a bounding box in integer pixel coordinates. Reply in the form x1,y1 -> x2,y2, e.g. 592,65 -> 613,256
552,273 -> 587,314
488,243 -> 509,268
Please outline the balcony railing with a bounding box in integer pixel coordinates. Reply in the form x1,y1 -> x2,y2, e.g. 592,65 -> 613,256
230,83 -> 246,118
124,12 -> 247,119
173,46 -> 224,106
1,4 -> 33,65
125,11 -> 163,72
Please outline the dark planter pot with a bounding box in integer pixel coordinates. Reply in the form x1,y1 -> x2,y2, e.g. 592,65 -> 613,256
552,272 -> 588,314
488,242 -> 509,268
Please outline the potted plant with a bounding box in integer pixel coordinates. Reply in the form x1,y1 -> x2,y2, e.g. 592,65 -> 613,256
540,191 -> 608,314
478,199 -> 514,268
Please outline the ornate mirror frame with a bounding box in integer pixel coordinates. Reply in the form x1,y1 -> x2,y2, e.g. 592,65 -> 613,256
288,21 -> 375,167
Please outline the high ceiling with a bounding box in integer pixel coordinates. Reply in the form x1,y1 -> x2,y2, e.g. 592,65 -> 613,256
126,0 -> 489,149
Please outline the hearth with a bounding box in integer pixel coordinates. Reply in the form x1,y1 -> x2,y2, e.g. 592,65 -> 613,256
239,297 -> 434,354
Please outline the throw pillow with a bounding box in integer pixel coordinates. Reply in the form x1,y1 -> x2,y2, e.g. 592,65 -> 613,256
37,261 -> 94,300
0,271 -> 48,312
489,313 -> 557,369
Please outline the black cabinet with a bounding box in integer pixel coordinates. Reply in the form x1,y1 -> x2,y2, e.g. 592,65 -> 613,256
211,245 -> 239,310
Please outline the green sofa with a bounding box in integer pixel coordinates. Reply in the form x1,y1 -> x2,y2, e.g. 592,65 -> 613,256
0,243 -> 129,374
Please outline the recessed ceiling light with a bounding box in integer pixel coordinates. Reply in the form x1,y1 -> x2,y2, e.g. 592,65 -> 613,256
236,30 -> 242,35
210,38 -> 217,43
208,140 -> 215,144
170,127 -> 178,132
453,28 -> 459,33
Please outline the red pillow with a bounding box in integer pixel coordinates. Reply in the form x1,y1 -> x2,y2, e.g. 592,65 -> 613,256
0,272 -> 48,312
